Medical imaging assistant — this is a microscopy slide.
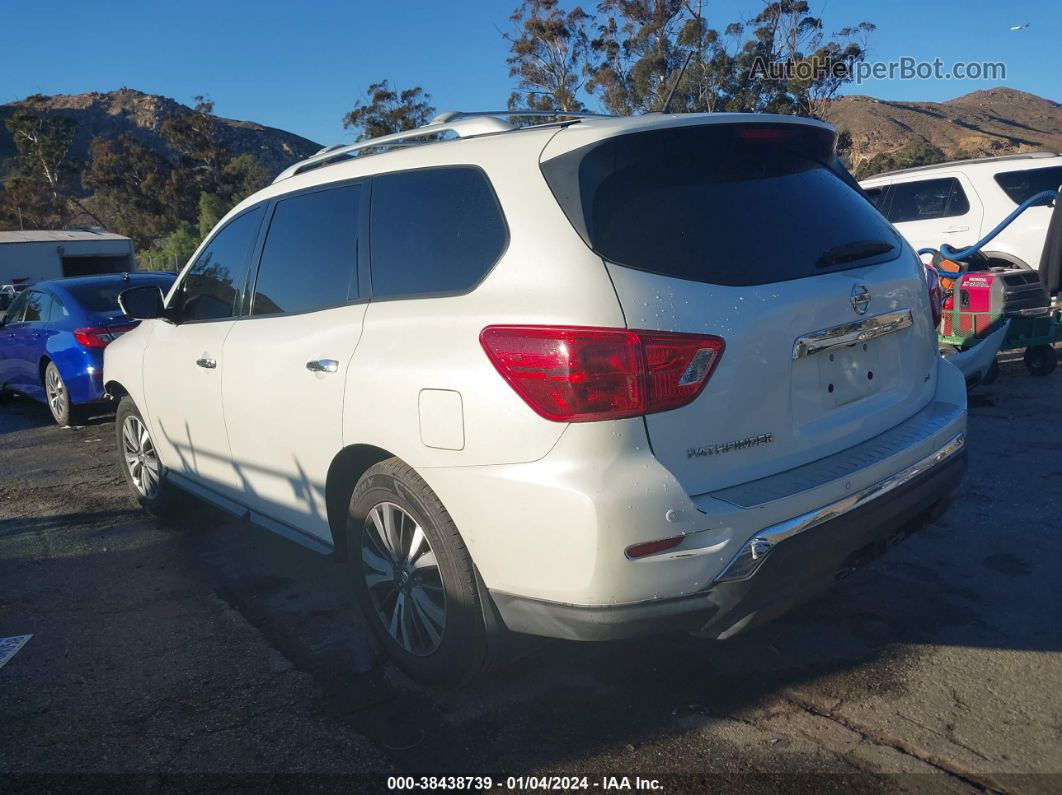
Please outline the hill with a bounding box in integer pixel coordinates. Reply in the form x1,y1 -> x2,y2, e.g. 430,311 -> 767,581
0,88 -> 321,182
827,88 -> 1062,177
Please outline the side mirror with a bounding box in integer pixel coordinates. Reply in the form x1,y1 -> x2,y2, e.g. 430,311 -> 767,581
119,286 -> 165,320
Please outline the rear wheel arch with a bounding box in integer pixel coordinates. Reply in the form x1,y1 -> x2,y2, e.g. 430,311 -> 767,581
38,356 -> 52,385
325,443 -> 397,558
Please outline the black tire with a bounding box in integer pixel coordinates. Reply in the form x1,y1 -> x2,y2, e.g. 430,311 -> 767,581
1023,344 -> 1058,377
981,358 -> 1000,385
115,396 -> 175,518
43,361 -> 85,426
348,458 -> 486,687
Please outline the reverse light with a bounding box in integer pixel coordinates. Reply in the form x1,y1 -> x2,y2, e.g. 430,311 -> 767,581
73,324 -> 137,349
480,325 -> 725,422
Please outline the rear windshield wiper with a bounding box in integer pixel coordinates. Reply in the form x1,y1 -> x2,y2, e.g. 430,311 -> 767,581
816,240 -> 896,268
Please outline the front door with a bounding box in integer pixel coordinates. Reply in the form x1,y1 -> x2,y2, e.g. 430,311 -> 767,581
142,206 -> 264,499
222,184 -> 365,542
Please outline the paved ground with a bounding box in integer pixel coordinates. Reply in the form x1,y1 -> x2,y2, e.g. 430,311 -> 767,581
1,352 -> 1061,792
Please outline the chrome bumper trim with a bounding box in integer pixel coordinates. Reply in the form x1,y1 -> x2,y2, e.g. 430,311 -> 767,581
714,432 -> 965,583
792,309 -> 913,359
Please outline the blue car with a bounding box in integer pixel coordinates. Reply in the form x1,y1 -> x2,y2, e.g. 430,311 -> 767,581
0,272 -> 175,425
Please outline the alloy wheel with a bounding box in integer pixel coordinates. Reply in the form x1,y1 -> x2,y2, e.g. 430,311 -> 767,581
362,501 -> 446,656
46,367 -> 66,421
122,415 -> 161,499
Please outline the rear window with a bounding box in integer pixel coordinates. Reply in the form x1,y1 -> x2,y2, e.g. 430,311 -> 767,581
541,124 -> 900,287
65,276 -> 175,313
65,273 -> 174,312
994,166 -> 1062,205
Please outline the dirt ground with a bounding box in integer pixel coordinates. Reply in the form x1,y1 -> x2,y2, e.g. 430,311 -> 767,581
1,351 -> 1060,792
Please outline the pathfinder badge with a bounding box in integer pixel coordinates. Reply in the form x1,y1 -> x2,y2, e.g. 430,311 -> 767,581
687,433 -> 774,459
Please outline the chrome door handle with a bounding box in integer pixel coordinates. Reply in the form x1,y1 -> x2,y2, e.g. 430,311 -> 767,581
196,357 -> 217,369
306,358 -> 339,374
943,225 -> 969,233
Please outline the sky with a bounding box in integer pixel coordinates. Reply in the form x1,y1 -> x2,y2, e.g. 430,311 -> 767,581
1,0 -> 1059,147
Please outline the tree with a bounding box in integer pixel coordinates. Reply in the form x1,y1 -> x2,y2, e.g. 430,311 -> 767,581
4,95 -> 77,200
342,81 -> 436,141
160,96 -> 230,193
221,153 -> 271,204
586,0 -> 691,115
509,1 -> 875,120
505,0 -> 591,112
0,95 -> 104,228
81,133 -> 174,249
852,139 -> 946,180
735,2 -> 875,119
138,224 -> 198,272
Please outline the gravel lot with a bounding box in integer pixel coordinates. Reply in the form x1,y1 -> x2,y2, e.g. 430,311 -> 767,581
1,352 -> 1061,792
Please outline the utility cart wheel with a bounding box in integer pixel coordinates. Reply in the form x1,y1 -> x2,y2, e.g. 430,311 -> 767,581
1023,344 -> 1057,376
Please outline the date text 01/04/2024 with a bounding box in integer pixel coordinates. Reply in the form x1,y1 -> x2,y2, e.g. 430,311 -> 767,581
386,776 -> 664,791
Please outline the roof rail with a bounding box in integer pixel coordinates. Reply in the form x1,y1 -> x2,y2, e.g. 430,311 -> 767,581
274,109 -> 613,183
429,110 -> 613,124
869,151 -> 1060,180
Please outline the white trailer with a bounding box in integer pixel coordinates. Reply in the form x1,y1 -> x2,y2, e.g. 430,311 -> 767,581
0,230 -> 136,290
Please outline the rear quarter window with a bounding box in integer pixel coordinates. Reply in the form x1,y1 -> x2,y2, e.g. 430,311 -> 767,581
541,124 -> 900,287
369,167 -> 508,299
994,165 -> 1062,204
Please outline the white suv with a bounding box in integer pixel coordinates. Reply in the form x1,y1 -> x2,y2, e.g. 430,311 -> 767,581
106,111 -> 967,685
860,152 -> 1062,270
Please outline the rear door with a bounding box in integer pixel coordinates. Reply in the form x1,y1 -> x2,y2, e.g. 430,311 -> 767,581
989,164 -> 1062,267
221,183 -> 367,543
7,290 -> 48,395
541,120 -> 940,496
883,174 -> 984,255
0,291 -> 29,389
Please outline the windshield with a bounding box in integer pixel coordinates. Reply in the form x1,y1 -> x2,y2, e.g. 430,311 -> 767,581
541,123 -> 900,287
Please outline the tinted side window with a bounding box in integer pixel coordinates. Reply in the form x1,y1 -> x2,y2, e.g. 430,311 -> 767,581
22,292 -> 45,322
45,296 -> 69,322
252,185 -> 362,316
176,207 -> 264,321
863,186 -> 887,211
5,292 -> 28,323
886,178 -> 969,223
370,168 -> 507,298
994,166 -> 1062,204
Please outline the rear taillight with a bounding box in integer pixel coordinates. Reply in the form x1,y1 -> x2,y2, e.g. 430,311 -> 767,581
480,325 -> 725,422
74,324 -> 137,349
924,264 -> 943,329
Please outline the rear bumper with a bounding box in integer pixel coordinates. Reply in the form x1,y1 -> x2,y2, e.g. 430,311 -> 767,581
54,347 -> 106,405
490,435 -> 966,641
